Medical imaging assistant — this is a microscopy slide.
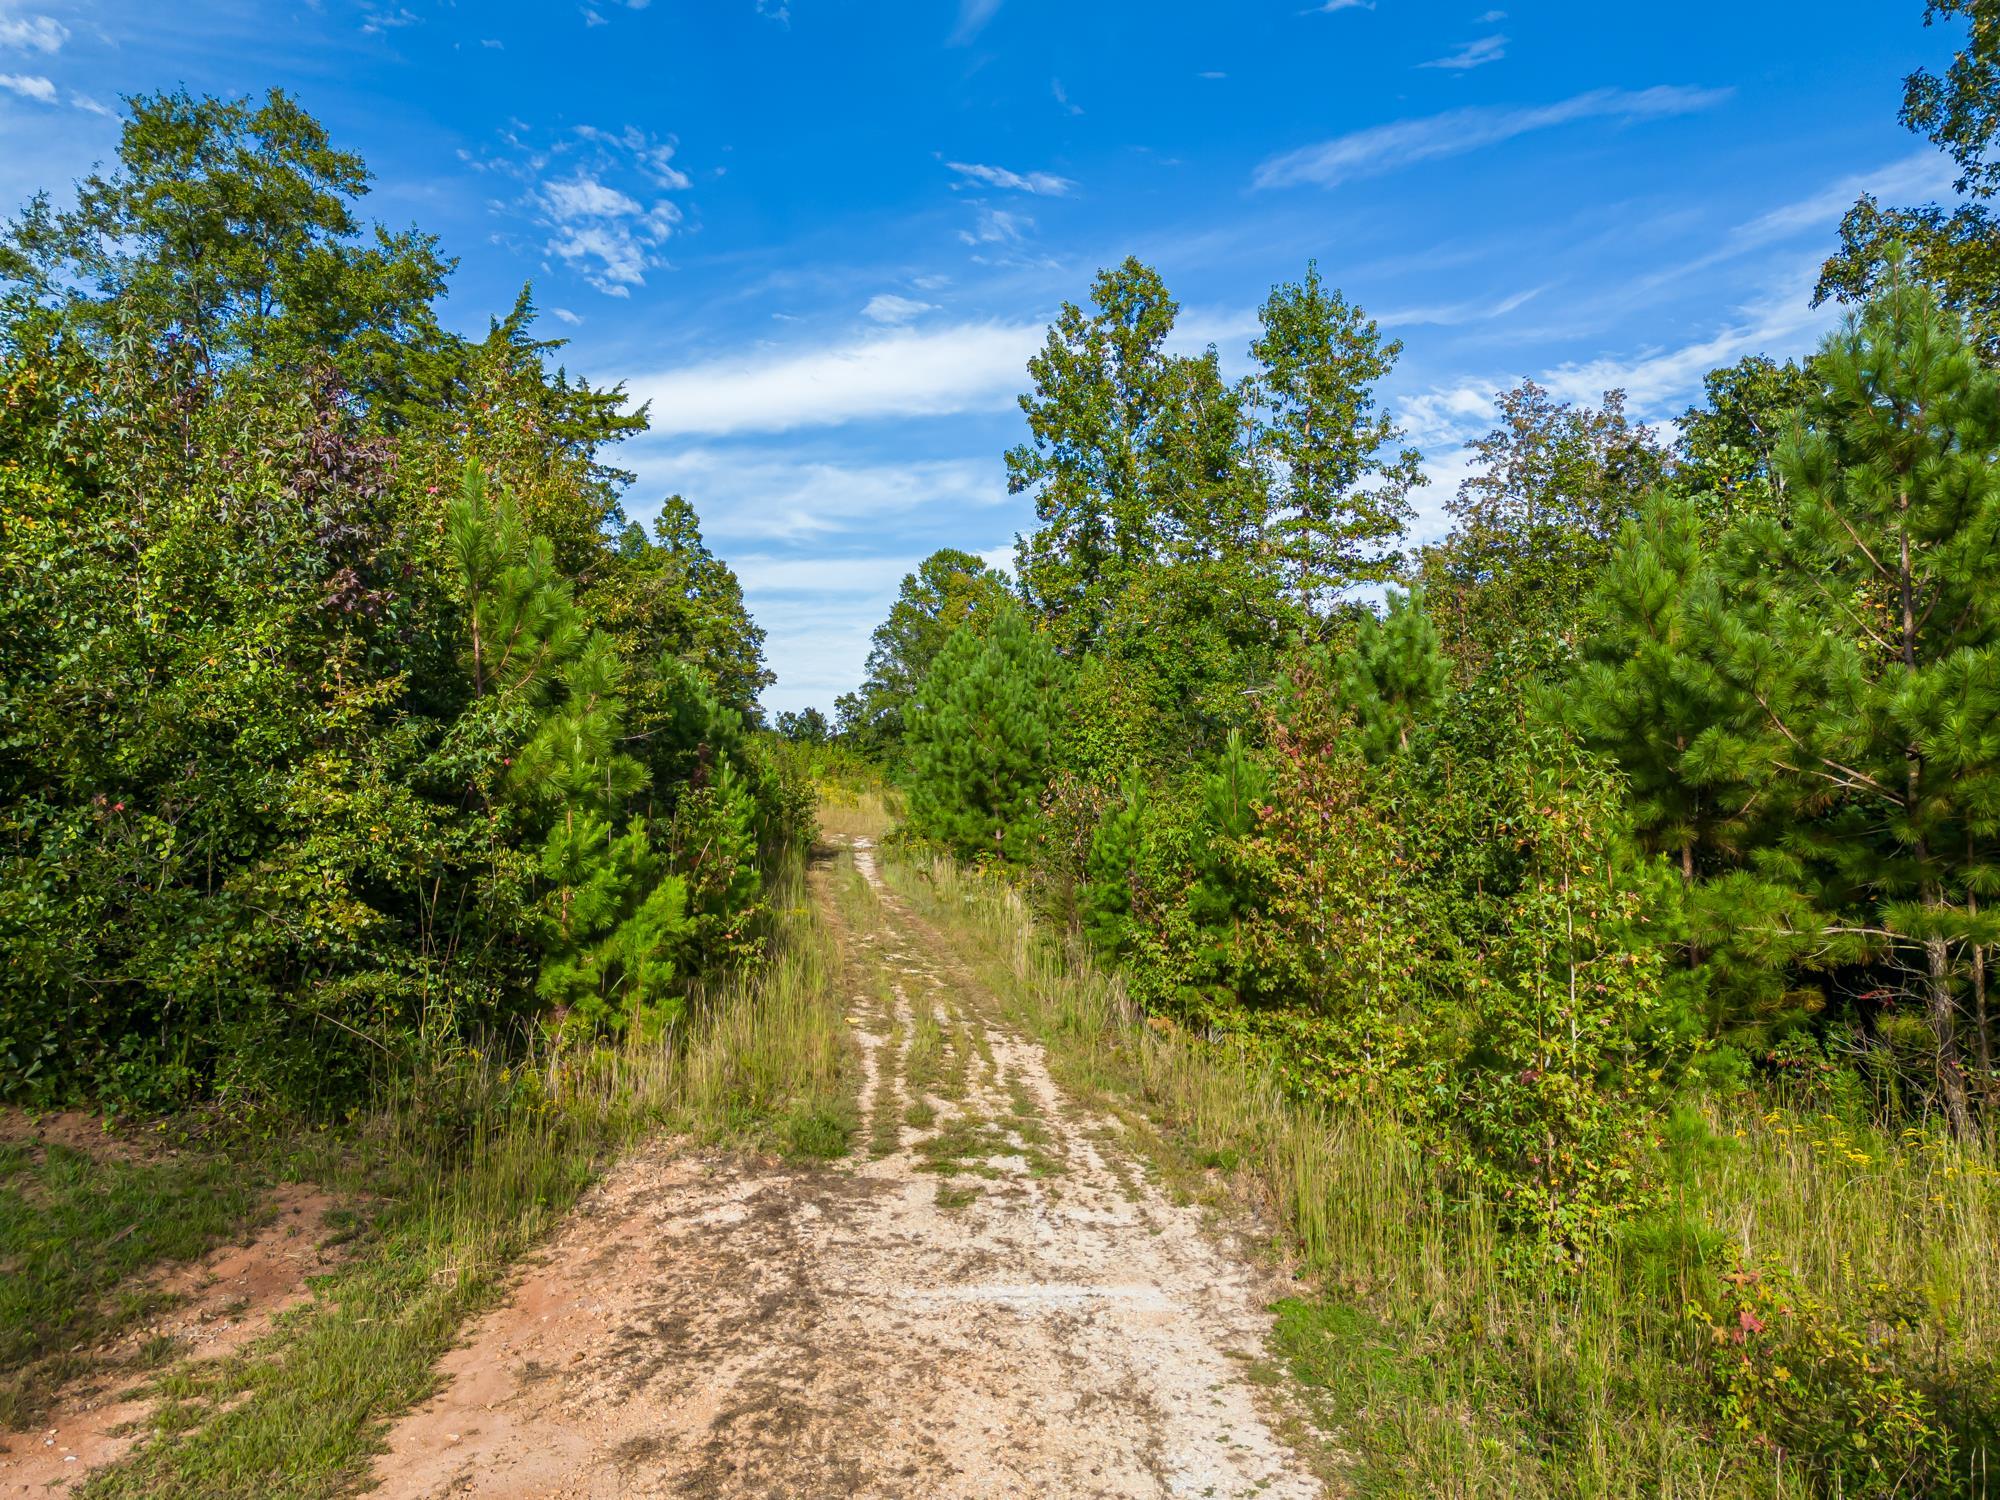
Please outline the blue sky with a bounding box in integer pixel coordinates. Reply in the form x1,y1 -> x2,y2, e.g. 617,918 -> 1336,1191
0,0 -> 1964,712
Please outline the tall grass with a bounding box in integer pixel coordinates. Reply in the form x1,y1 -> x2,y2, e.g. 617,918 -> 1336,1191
82,859 -> 854,1500
887,849 -> 2000,1498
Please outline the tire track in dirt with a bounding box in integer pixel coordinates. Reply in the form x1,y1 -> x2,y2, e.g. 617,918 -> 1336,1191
368,838 -> 1325,1499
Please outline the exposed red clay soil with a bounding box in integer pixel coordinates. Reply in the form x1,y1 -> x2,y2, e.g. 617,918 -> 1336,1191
0,1185 -> 344,1497
368,839 -> 1328,1499
0,1112 -> 158,1165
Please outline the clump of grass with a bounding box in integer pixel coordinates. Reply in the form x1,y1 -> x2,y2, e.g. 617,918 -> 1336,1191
77,861 -> 854,1500
905,992 -> 944,1095
888,849 -> 2000,1499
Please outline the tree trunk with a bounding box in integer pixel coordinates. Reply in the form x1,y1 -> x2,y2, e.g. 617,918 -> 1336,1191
1926,929 -> 1976,1139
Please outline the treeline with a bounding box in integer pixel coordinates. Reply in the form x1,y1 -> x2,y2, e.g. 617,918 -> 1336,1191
841,29 -> 2000,1260
0,91 -> 807,1115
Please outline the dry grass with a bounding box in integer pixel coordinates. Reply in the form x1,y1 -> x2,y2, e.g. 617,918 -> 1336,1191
887,848 -> 2000,1498
77,861 -> 855,1499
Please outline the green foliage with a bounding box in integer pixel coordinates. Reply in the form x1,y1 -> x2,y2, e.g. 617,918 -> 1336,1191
1693,270 -> 2000,1136
836,548 -> 1014,757
1247,261 -> 1421,607
0,92 -> 793,1114
590,494 -> 772,721
1421,380 -> 1665,673
1816,3 -> 2000,359
1,89 -> 453,410
775,707 -> 832,745
1443,738 -> 1684,1256
1333,588 -> 1449,762
1700,1263 -> 1952,1494
904,607 -> 1061,863
1081,771 -> 1147,964
1008,256 -> 1414,660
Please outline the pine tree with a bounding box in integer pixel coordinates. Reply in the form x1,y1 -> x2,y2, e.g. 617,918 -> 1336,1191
1081,771 -> 1149,963
1574,495 -> 1826,1052
904,608 -> 1061,863
449,464 -> 699,1029
1701,269 -> 2000,1134
1336,588 -> 1449,761
1184,730 -> 1272,1001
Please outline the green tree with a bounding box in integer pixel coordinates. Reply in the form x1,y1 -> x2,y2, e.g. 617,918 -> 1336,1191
1671,355 -> 1819,529
1572,496 -> 1828,1053
1700,273 -> 2000,1135
776,708 -> 833,745
904,608 -> 1062,863
410,288 -> 650,570
1817,2 -> 2000,359
1421,380 -> 1664,672
591,495 -> 772,727
1081,772 -> 1150,963
2,89 -> 452,406
1334,588 -> 1450,761
835,548 -> 1014,754
1008,258 -> 1264,655
1247,263 -> 1420,614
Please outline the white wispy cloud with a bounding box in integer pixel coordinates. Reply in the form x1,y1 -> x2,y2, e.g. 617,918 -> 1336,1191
69,91 -> 115,118
862,293 -> 936,324
1302,0 -> 1373,11
950,0 -> 1002,44
542,173 -> 644,221
957,206 -> 1030,245
1052,78 -> 1082,116
1421,34 -> 1506,71
624,322 -> 1040,436
1254,85 -> 1732,189
360,3 -> 420,34
1539,266 -> 1833,412
575,124 -> 690,188
945,160 -> 1076,196
1621,151 -> 1955,302
473,122 -> 694,297
535,169 -> 680,294
0,13 -> 66,53
1379,284 -> 1545,327
549,306 -> 583,325
0,72 -> 56,103
628,449 -> 1007,543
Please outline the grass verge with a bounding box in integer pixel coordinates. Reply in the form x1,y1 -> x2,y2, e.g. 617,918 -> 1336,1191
885,849 -> 2000,1499
0,1137 -> 269,1430
52,856 -> 851,1500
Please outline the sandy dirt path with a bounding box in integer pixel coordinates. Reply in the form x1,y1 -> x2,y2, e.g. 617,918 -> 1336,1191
369,839 -> 1325,1499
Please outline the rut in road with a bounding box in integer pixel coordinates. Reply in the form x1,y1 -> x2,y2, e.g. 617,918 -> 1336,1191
371,838 -> 1327,1499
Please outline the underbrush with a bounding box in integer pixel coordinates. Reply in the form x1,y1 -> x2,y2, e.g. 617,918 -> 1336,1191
887,849 -> 2000,1498
21,859 -> 853,1500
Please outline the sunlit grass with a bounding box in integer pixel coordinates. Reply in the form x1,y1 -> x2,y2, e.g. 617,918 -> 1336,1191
78,861 -> 854,1500
887,848 -> 2000,1498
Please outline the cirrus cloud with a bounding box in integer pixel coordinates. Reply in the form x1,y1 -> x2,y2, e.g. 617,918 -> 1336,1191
1254,85 -> 1732,190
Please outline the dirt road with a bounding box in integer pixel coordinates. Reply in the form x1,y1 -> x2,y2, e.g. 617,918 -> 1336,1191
370,839 -> 1325,1499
